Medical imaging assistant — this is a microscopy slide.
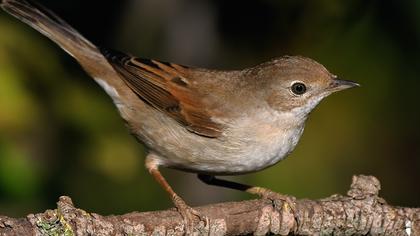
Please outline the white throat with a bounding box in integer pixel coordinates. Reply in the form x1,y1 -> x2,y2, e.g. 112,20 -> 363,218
291,94 -> 327,120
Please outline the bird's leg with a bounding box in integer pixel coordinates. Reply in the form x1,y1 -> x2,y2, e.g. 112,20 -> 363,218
146,155 -> 207,234
197,174 -> 297,213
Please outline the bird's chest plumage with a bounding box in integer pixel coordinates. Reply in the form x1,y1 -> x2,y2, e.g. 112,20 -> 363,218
210,112 -> 306,174
147,109 -> 306,175
231,123 -> 304,173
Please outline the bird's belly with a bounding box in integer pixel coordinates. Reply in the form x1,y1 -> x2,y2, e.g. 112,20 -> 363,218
131,105 -> 305,175
158,125 -> 304,175
179,148 -> 288,175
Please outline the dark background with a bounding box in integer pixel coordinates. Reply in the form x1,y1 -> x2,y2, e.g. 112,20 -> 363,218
0,0 -> 419,217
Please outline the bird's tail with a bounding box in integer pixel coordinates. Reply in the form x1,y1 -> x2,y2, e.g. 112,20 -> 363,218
0,0 -> 111,78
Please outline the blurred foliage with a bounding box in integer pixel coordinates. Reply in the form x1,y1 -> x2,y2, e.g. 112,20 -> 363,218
0,0 -> 419,217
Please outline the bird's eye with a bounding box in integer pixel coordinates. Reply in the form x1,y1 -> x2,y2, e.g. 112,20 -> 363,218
291,82 -> 307,95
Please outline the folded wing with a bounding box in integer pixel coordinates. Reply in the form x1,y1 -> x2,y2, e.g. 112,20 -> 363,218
101,48 -> 223,138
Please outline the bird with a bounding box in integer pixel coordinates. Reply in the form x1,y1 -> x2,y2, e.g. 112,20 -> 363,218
0,0 -> 359,233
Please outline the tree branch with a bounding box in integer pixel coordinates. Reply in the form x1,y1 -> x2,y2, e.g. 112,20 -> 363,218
0,175 -> 418,235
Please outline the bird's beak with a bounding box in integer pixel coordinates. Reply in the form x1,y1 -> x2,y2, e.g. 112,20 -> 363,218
328,78 -> 360,92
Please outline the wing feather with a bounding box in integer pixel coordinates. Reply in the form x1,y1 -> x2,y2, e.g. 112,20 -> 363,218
101,48 -> 223,138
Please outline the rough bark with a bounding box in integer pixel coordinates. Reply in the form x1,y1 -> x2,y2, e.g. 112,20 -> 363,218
0,175 -> 418,236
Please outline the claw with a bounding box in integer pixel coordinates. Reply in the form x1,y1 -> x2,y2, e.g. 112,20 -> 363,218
248,187 -> 300,225
262,191 -> 296,211
172,194 -> 209,234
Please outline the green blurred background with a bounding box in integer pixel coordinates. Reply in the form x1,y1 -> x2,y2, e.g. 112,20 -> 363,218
0,0 -> 419,217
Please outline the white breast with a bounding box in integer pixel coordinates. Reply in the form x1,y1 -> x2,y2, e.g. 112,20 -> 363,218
215,110 -> 306,174
156,109 -> 307,175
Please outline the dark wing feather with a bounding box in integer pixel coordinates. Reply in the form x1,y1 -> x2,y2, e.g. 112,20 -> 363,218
100,48 -> 223,138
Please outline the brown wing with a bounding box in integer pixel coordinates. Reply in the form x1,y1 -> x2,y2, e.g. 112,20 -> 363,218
100,48 -> 223,138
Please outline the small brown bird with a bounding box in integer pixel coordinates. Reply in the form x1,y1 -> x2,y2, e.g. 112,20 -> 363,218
1,0 -> 358,233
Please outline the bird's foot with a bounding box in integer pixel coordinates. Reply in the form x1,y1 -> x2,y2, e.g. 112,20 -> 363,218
248,187 -> 299,223
172,194 -> 209,235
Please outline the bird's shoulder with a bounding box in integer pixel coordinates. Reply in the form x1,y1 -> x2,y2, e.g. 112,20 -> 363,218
101,48 -> 245,138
